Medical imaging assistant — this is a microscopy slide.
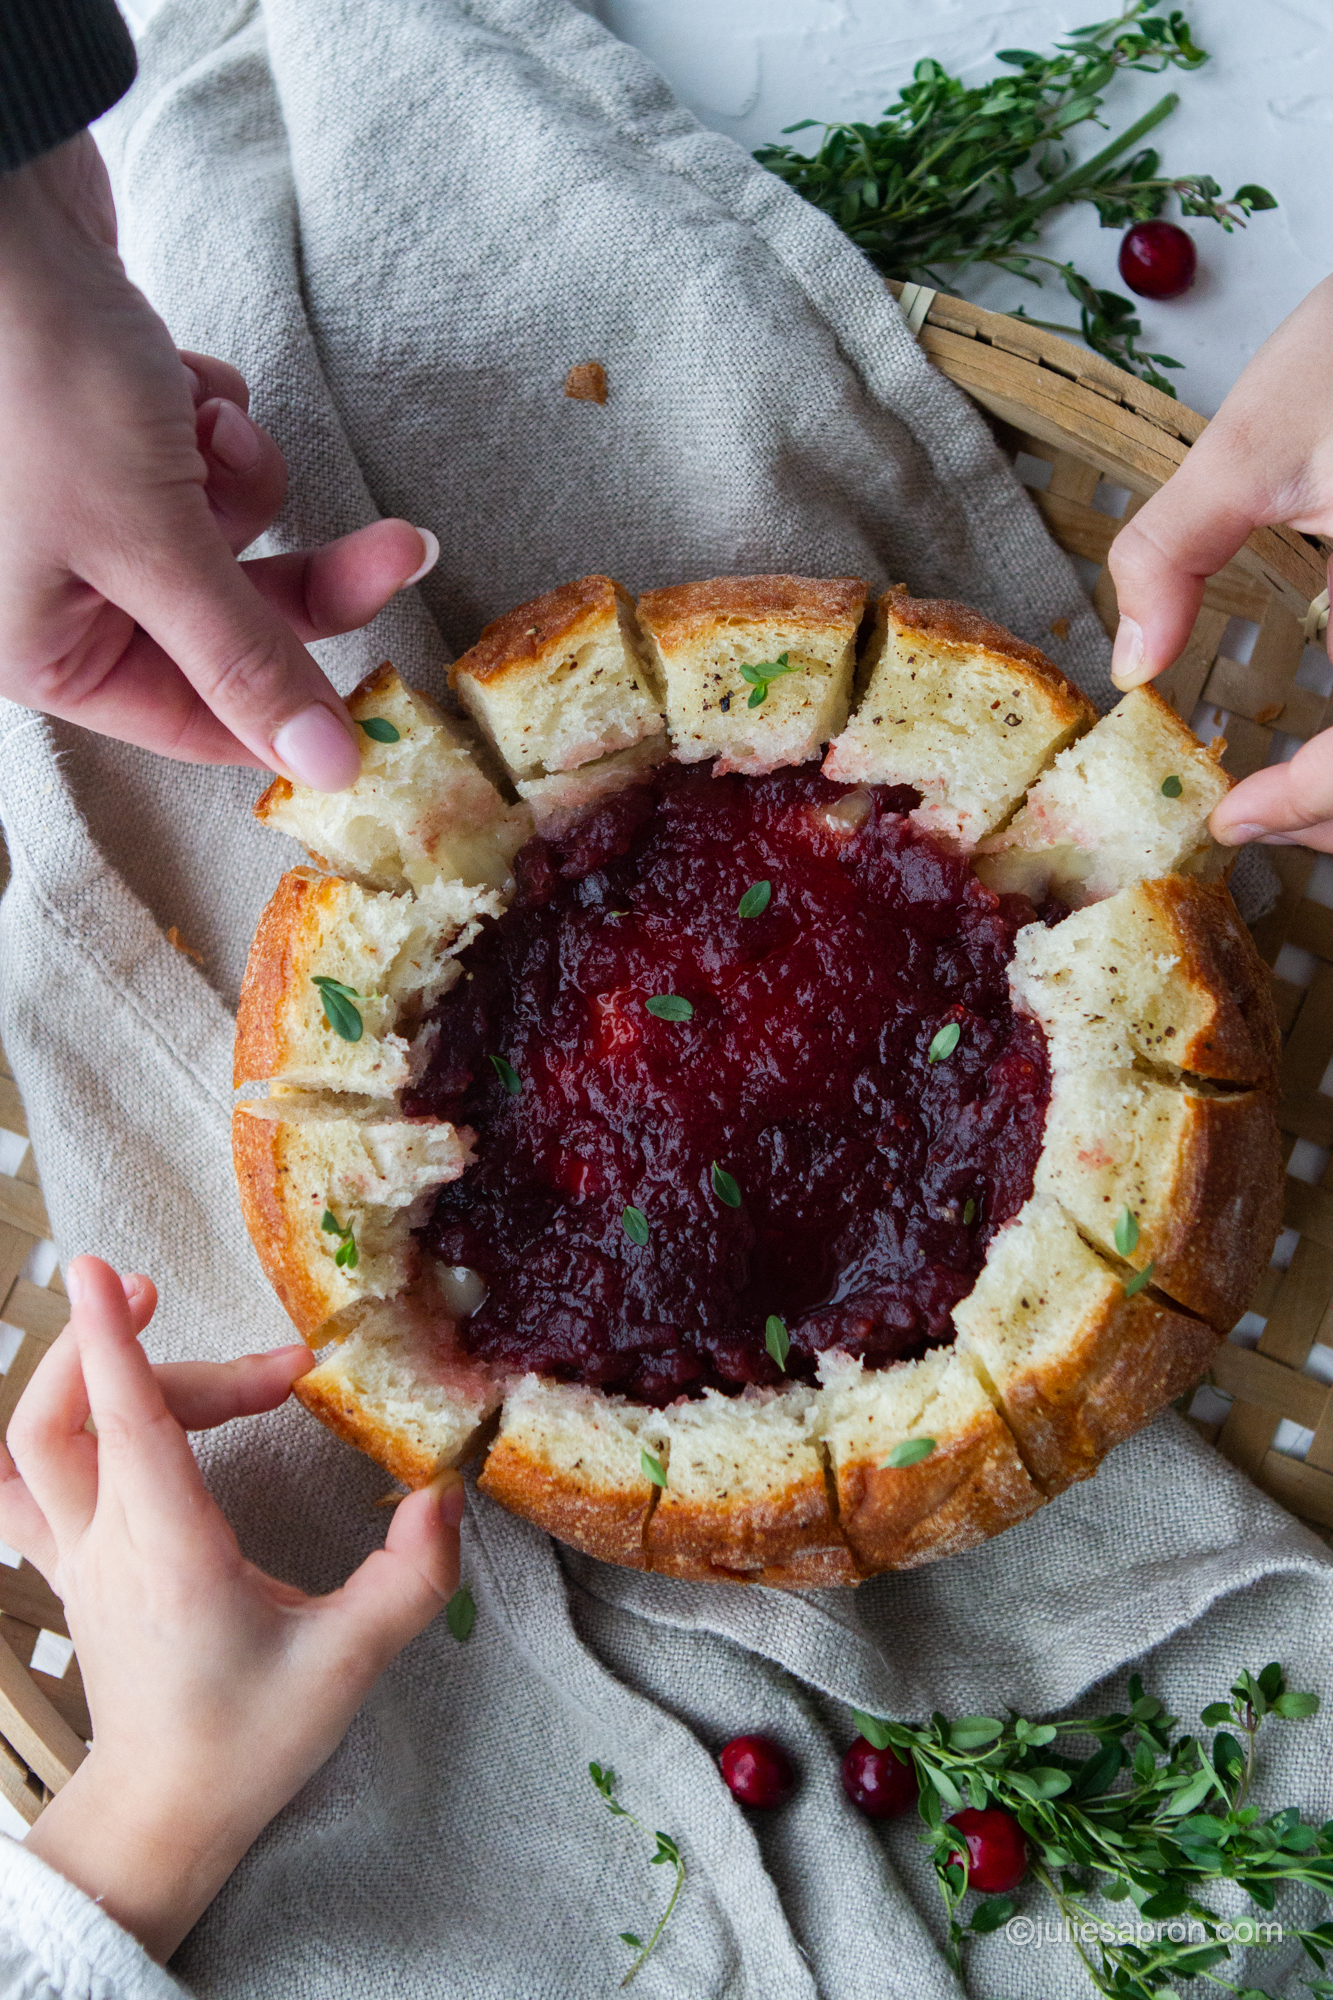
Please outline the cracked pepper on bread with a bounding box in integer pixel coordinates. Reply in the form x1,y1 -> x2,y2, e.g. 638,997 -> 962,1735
233,574 -> 1282,1584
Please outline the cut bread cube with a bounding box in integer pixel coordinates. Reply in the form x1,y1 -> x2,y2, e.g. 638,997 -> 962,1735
449,575 -> 664,781
234,868 -> 500,1094
954,1195 -> 1218,1492
635,574 -> 867,775
295,1286 -> 503,1487
478,1375 -> 663,1569
516,735 -> 670,838
818,1348 -> 1043,1571
1011,875 -> 1279,1088
1033,1069 -> 1283,1328
233,1098 -> 473,1338
823,587 -> 1095,846
255,663 -> 532,893
644,1385 -> 859,1585
977,686 -> 1229,905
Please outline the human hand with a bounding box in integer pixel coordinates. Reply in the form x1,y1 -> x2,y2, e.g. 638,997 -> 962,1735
1106,274 -> 1333,851
0,131 -> 438,789
2,1256 -> 462,1960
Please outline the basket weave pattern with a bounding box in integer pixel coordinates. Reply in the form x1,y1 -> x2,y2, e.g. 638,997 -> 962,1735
0,292 -> 1329,1816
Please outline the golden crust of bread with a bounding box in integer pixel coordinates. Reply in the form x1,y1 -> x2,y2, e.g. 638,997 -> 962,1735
635,572 -> 867,645
235,576 -> 1284,1588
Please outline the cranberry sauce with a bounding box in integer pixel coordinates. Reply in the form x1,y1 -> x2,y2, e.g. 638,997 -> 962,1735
405,761 -> 1051,1403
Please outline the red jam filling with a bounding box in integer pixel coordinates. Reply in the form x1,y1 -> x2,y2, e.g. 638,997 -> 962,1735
405,761 -> 1051,1403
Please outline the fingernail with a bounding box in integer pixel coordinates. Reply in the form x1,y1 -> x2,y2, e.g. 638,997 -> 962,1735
402,527 -> 440,588
208,397 -> 262,474
65,1263 -> 85,1308
1215,822 -> 1268,847
272,704 -> 362,791
1110,617 -> 1151,689
265,1342 -> 313,1362
437,1482 -> 466,1529
1259,833 -> 1302,846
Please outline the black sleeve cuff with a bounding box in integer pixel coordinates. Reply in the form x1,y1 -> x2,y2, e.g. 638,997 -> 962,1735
0,0 -> 137,173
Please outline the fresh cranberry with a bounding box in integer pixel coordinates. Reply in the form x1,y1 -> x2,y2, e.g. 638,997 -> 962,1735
842,1736 -> 916,1818
719,1734 -> 796,1808
1117,220 -> 1197,300
946,1807 -> 1028,1892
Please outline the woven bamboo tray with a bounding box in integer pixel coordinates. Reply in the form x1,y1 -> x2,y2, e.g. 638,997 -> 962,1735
0,289 -> 1329,1823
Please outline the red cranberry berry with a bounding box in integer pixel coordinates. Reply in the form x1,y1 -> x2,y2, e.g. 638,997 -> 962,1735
1118,220 -> 1197,300
945,1807 -> 1028,1893
719,1734 -> 796,1809
842,1736 -> 917,1819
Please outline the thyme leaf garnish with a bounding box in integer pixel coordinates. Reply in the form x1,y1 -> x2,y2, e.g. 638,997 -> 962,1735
321,1207 -> 359,1270
1161,773 -> 1183,797
928,1022 -> 961,1063
312,975 -> 363,1043
765,1314 -> 791,1371
358,716 -> 401,743
739,654 -> 798,707
646,995 -> 693,1022
738,880 -> 772,918
590,1764 -> 685,1987
1114,1206 -> 1140,1257
445,1583 -> 476,1642
622,1205 -> 650,1246
711,1162 -> 742,1208
489,1054 -> 522,1095
884,1436 -> 937,1468
640,1448 -> 667,1488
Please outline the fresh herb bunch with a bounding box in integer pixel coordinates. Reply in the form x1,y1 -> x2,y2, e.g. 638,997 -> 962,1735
754,3 -> 1276,393
589,1763 -> 685,1987
855,1663 -> 1330,1999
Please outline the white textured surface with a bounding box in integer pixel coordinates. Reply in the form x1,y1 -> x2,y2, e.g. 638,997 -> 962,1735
119,0 -> 1327,416
586,0 -> 1328,416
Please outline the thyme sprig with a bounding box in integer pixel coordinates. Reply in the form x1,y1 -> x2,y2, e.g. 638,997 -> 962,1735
754,5 -> 1276,392
589,1763 -> 685,1987
320,1207 -> 359,1270
312,975 -> 363,1042
855,1663 -> 1329,1999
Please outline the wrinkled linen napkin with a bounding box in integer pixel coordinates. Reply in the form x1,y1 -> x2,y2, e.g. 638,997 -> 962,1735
0,2 -> 1326,1995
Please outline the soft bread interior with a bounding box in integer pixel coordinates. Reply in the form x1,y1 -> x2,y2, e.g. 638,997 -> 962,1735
635,574 -> 867,775
1010,875 -> 1279,1087
450,576 -> 665,781
295,1289 -> 504,1488
517,735 -> 671,837
255,664 -> 532,893
824,587 -> 1096,846
234,868 -> 499,1095
954,1194 -> 1218,1492
977,685 -> 1229,904
478,1375 -> 664,1569
233,1098 -> 473,1336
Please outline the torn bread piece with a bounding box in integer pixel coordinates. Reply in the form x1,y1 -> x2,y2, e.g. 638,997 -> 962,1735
1011,875 -> 1279,1088
256,663 -> 532,893
449,575 -> 664,782
977,685 -> 1229,905
635,573 -> 867,775
824,587 -> 1095,846
644,1386 -> 859,1585
516,735 -> 670,838
1033,1069 -> 1283,1329
478,1375 -> 663,1570
955,1195 -> 1218,1493
234,868 -> 499,1094
819,1348 -> 1044,1572
233,1098 -> 473,1338
294,1286 -> 503,1487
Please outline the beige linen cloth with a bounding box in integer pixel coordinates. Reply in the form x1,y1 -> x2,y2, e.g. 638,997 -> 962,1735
0,2 -> 1327,1994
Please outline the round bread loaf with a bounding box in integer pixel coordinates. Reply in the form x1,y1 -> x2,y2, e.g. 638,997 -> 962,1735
233,575 -> 1283,1585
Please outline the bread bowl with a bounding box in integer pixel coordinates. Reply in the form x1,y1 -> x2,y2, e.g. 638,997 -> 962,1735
234,574 -> 1283,1584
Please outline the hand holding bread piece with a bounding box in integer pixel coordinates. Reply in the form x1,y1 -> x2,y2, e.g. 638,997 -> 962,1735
235,573 -> 1282,1585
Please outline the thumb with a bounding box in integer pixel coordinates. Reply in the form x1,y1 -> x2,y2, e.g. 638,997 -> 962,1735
93,485 -> 363,791
318,1470 -> 465,1678
1106,442 -> 1259,692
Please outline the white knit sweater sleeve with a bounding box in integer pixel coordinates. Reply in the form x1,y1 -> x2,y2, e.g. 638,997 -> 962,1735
0,1840 -> 190,1999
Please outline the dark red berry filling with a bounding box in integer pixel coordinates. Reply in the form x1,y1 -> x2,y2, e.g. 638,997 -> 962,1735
719,1734 -> 796,1809
406,760 -> 1051,1402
